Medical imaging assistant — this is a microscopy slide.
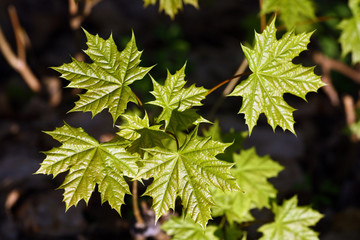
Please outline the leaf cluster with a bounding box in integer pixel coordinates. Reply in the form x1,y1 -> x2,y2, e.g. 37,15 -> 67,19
36,11 -> 324,239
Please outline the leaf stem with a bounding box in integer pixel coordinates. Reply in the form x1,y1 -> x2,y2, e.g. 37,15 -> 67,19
206,71 -> 251,96
166,131 -> 180,150
132,180 -> 145,227
259,0 -> 266,32
132,90 -> 146,113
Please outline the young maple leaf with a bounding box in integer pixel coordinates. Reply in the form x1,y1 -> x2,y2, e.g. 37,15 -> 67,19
231,148 -> 283,209
148,64 -> 208,131
261,0 -> 316,31
52,29 -> 153,123
259,196 -> 323,240
117,112 -> 172,156
137,126 -> 240,228
162,217 -> 219,240
229,19 -> 324,135
143,0 -> 199,19
36,123 -> 139,214
338,0 -> 360,64
211,188 -> 254,225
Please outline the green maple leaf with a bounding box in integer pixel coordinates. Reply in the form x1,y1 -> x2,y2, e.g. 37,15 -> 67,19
228,19 -> 324,134
52,29 -> 152,122
148,64 -> 208,130
231,148 -> 283,209
202,120 -> 247,162
259,196 -> 323,240
36,123 -> 139,214
167,109 -> 210,133
162,217 -> 219,240
117,112 -> 172,156
262,0 -> 316,31
138,126 -> 240,228
211,188 -> 254,225
143,0 -> 199,19
338,0 -> 360,64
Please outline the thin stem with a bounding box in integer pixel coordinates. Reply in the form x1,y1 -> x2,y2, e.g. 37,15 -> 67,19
207,59 -> 249,119
206,71 -> 252,96
166,131 -> 179,150
259,0 -> 266,32
132,90 -> 146,113
132,180 -> 145,227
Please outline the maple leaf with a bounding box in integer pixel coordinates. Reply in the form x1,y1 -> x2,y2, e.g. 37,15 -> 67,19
262,0 -> 316,31
259,196 -> 323,240
228,19 -> 324,134
231,148 -> 283,209
161,217 -> 219,240
36,123 -> 139,214
202,120 -> 247,162
52,29 -> 153,122
138,126 -> 240,228
117,112 -> 173,156
143,0 -> 199,19
211,188 -> 254,225
148,64 -> 208,131
338,0 -> 360,64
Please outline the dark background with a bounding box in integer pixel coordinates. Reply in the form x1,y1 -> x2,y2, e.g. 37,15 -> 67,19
0,0 -> 359,239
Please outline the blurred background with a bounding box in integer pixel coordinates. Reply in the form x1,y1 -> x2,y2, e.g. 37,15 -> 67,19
0,0 -> 359,239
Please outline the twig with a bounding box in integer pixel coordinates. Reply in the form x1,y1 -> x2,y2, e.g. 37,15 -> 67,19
343,95 -> 358,142
222,59 -> 249,96
207,70 -> 251,96
69,0 -> 101,30
313,52 -> 360,84
8,5 -> 26,61
132,180 -> 145,228
343,95 -> 356,126
0,19 -> 41,92
312,52 -> 339,106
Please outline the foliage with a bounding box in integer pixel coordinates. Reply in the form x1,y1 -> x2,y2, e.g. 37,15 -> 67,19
52,30 -> 153,123
338,0 -> 360,64
232,148 -> 284,209
36,123 -> 139,214
36,0 -> 329,239
138,126 -> 240,228
259,196 -> 324,240
229,19 -> 324,134
161,217 -> 219,240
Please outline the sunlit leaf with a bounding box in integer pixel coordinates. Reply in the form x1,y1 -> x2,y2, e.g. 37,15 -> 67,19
148,64 -> 208,130
162,217 -> 219,240
259,196 -> 323,240
229,19 -> 324,134
53,30 -> 152,122
36,123 -> 139,214
138,126 -> 240,228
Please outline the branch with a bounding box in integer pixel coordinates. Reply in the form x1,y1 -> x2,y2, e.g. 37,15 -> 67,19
313,52 -> 360,83
207,58 -> 249,120
69,0 -> 102,30
0,13 -> 41,92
